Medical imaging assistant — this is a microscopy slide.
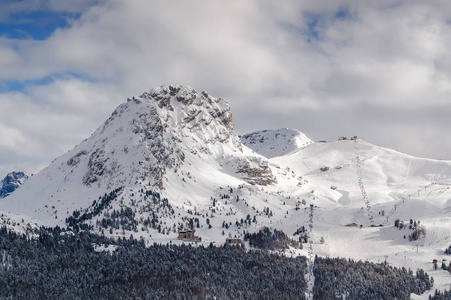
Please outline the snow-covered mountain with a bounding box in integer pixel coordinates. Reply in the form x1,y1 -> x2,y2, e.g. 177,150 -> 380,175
240,128 -> 313,158
0,85 -> 285,228
1,85 -> 451,297
0,172 -> 28,199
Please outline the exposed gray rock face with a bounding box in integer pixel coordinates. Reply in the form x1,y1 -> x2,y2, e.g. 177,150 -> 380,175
0,172 -> 28,199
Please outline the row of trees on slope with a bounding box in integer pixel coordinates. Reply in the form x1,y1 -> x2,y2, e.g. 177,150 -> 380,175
244,227 -> 301,250
430,288 -> 451,300
0,224 -> 437,299
0,226 -> 307,299
394,218 -> 426,241
313,256 -> 433,300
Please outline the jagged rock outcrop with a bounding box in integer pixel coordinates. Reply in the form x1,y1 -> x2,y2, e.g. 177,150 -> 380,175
76,84 -> 270,189
0,85 -> 280,231
67,150 -> 87,167
66,84 -> 244,189
236,159 -> 277,185
0,172 -> 28,198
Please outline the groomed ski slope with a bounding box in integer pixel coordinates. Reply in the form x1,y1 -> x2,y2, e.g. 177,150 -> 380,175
271,139 -> 451,299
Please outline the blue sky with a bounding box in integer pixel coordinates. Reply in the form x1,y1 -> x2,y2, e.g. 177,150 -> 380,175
1,0 -> 451,178
0,73 -> 95,93
0,10 -> 80,40
0,1 -> 91,94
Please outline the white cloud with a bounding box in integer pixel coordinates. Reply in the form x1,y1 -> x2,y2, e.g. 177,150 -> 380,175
0,0 -> 101,19
27,77 -> 121,112
1,0 -> 451,177
0,79 -> 124,178
0,123 -> 25,148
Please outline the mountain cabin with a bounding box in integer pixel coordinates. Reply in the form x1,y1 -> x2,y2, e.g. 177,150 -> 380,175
178,230 -> 199,240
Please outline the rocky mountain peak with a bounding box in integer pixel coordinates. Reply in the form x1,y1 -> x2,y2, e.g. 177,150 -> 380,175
0,85 -> 279,231
34,84 -> 274,195
124,85 -> 241,150
0,171 -> 28,199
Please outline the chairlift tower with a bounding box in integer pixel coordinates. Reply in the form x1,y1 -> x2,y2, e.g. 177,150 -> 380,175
305,204 -> 315,300
356,152 -> 374,224
308,204 -> 314,280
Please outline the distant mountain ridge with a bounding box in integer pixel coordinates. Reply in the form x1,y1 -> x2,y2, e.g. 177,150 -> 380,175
0,172 -> 28,199
240,128 -> 313,158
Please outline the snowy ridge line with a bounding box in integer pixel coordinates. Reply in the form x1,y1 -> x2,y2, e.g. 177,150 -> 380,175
347,139 -> 408,155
